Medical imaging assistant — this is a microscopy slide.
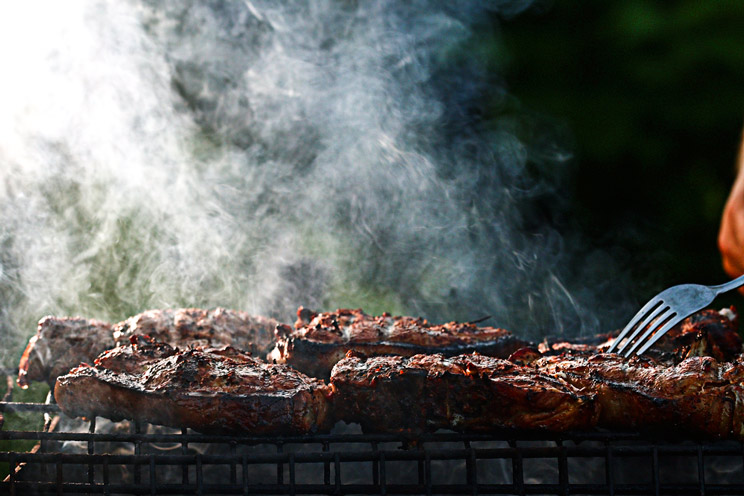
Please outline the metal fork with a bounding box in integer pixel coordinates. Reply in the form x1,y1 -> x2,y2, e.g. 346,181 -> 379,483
607,274 -> 744,357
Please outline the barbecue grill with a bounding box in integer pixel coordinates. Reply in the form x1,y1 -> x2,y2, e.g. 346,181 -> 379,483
2,373 -> 744,495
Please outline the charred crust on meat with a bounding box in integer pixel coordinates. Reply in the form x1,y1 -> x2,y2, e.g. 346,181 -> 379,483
296,306 -> 316,326
508,347 -> 542,365
274,323 -> 293,339
271,308 -> 531,379
329,353 -> 598,435
55,340 -> 333,435
531,352 -> 744,439
19,308 -> 284,387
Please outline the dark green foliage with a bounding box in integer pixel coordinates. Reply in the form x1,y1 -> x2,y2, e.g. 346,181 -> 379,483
498,1 -> 744,300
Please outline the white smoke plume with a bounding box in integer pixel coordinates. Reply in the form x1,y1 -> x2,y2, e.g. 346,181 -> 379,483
0,0 -> 633,365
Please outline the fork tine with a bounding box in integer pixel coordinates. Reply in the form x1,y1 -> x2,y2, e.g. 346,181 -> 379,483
617,306 -> 673,355
622,309 -> 677,357
607,299 -> 664,353
633,314 -> 686,357
614,303 -> 670,354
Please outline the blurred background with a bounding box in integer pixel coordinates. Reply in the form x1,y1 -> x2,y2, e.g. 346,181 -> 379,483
2,0 -> 744,372
498,0 -> 744,297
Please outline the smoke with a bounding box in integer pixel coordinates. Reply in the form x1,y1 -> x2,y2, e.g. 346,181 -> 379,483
0,0 -> 633,365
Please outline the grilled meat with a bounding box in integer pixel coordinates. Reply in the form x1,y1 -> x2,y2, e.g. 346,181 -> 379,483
331,350 -> 744,438
537,308 -> 741,362
54,335 -> 333,435
269,307 -> 530,379
269,307 -> 740,380
533,353 -> 744,439
657,308 -> 742,361
17,317 -> 115,388
330,352 -> 598,434
49,307 -> 744,438
19,308 -> 281,387
112,308 -> 279,355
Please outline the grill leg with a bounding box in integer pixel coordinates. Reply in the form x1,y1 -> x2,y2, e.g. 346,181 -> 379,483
88,417 -> 96,486
181,427 -> 189,485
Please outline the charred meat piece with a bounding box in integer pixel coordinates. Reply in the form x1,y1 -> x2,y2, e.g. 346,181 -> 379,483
537,308 -> 742,362
330,352 -> 597,434
269,307 -> 530,379
659,308 -> 742,361
19,308 -> 281,387
18,317 -> 115,388
93,334 -> 179,375
55,336 -> 333,435
112,308 -> 280,355
533,353 -> 744,439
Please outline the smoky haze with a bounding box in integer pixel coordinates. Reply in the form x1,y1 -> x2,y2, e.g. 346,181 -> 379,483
0,0 -> 634,365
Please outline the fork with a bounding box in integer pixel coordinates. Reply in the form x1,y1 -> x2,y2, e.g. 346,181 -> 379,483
607,274 -> 744,357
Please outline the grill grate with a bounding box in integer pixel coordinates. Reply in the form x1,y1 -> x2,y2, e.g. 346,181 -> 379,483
3,400 -> 744,494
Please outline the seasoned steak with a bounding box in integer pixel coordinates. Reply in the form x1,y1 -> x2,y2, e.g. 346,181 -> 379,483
657,308 -> 742,361
330,352 -> 597,434
533,353 -> 744,439
54,336 -> 333,435
112,308 -> 280,355
537,308 -> 742,362
19,308 -> 281,387
269,307 -> 530,379
17,317 -> 115,388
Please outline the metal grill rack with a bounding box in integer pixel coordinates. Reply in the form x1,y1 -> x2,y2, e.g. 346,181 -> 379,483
3,400 -> 744,495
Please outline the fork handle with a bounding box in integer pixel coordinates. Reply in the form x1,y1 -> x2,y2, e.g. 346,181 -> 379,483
711,273 -> 744,294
